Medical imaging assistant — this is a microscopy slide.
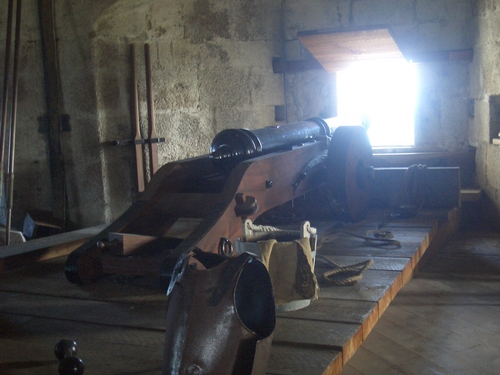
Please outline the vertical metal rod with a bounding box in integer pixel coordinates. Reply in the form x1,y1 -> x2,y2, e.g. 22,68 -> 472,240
144,43 -> 159,178
5,0 -> 22,245
0,0 -> 15,207
38,0 -> 67,227
130,44 -> 145,193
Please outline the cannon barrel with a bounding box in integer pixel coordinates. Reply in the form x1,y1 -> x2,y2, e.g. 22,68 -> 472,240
209,116 -> 363,174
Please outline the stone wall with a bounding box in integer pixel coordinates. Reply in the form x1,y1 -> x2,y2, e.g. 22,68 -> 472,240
282,0 -> 474,151
1,0 -> 284,228
469,0 -> 500,225
0,0 -> 480,229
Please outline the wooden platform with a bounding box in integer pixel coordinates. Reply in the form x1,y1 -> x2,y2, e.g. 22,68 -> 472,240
0,208 -> 459,375
342,223 -> 500,375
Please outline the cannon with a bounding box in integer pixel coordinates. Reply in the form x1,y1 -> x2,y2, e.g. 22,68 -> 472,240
64,117 -> 375,284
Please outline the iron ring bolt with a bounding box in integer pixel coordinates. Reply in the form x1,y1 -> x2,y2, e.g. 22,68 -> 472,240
218,237 -> 234,257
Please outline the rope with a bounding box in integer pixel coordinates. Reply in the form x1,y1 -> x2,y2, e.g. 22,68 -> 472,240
245,221 -> 317,238
316,255 -> 374,286
319,228 -> 401,249
246,222 -> 283,233
315,226 -> 398,286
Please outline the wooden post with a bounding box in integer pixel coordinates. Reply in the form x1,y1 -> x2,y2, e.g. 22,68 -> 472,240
130,44 -> 145,192
38,0 -> 67,227
144,43 -> 159,178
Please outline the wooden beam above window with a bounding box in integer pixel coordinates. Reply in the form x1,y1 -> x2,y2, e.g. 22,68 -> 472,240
295,26 -> 473,73
404,49 -> 473,63
298,27 -> 405,72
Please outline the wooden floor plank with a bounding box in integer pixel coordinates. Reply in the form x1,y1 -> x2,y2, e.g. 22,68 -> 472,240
421,253 -> 500,277
0,208 -> 458,374
343,222 -> 500,375
316,255 -> 412,272
337,364 -> 363,375
0,314 -> 164,375
267,344 -> 342,375
354,208 -> 448,228
371,315 -> 500,375
360,304 -> 379,340
401,302 -> 500,344
318,270 -> 400,302
319,236 -> 426,259
445,233 -> 500,254
380,305 -> 490,353
318,226 -> 433,246
0,291 -> 166,330
277,299 -> 377,325
0,257 -> 167,304
351,331 -> 450,375
274,317 -> 361,350
342,346 -> 411,375
391,278 -> 500,345
377,271 -> 404,316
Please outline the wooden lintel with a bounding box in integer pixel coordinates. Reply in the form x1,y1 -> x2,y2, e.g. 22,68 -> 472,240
404,48 -> 473,63
272,57 -> 324,74
273,48 -> 473,74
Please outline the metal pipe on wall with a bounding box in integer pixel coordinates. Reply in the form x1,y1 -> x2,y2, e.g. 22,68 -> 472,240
5,0 -> 23,245
0,0 -> 15,209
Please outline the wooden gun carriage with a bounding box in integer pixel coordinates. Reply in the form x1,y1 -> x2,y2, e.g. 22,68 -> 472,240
65,116 -> 459,285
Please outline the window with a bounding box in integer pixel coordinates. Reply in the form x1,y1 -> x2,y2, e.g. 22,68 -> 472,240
298,27 -> 415,148
336,60 -> 417,148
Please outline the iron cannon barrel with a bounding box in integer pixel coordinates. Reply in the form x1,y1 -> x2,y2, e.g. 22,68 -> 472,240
209,117 -> 362,174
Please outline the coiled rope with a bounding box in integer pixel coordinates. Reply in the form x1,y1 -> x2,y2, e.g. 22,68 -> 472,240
316,255 -> 374,286
315,226 -> 401,286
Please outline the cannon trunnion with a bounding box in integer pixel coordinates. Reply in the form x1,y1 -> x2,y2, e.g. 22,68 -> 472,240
65,118 -> 372,284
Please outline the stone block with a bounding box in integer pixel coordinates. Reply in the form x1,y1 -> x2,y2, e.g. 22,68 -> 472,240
489,95 -> 500,140
440,97 -> 469,151
283,0 -> 349,40
352,0 -> 415,26
231,0 -> 282,41
284,70 -> 336,122
416,0 -> 471,23
486,145 -> 500,189
469,98 -> 490,144
475,144 -> 488,187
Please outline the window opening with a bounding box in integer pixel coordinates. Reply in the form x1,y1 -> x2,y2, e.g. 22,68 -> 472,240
336,60 -> 417,148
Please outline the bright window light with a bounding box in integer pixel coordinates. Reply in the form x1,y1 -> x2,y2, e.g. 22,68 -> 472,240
336,60 -> 417,148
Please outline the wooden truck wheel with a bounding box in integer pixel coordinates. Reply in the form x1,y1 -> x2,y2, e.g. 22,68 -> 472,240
326,125 -> 373,221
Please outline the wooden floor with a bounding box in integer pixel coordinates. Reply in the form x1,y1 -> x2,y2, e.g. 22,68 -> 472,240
1,208 -> 496,374
342,222 -> 500,375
